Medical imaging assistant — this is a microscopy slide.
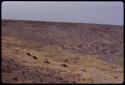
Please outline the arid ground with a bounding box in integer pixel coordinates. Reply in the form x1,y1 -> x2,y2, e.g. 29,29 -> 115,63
1,20 -> 124,84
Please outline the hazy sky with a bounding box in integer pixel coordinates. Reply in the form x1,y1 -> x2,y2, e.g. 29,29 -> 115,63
2,1 -> 123,25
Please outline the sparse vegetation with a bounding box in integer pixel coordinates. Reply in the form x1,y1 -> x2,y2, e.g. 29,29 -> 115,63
2,20 -> 123,83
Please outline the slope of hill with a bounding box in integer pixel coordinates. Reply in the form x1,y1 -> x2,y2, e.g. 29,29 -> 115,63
2,19 -> 124,84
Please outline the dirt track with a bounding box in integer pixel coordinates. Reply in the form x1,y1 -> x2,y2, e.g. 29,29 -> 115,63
2,20 -> 124,84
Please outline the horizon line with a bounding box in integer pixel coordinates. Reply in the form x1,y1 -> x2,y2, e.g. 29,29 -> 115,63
2,19 -> 123,26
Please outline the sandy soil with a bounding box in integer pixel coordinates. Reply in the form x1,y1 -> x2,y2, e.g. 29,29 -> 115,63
1,20 -> 124,84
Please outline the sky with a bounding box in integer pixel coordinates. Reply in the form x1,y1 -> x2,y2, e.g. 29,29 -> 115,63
2,1 -> 124,25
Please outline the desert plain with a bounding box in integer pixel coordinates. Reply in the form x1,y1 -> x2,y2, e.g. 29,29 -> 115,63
1,20 -> 124,84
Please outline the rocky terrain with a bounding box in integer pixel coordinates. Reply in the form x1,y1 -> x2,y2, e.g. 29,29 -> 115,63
2,19 -> 124,84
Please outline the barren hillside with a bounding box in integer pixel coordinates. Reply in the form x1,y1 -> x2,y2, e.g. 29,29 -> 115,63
2,19 -> 124,84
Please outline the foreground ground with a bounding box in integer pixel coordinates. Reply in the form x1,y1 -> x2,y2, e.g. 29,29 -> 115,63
2,20 -> 124,84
